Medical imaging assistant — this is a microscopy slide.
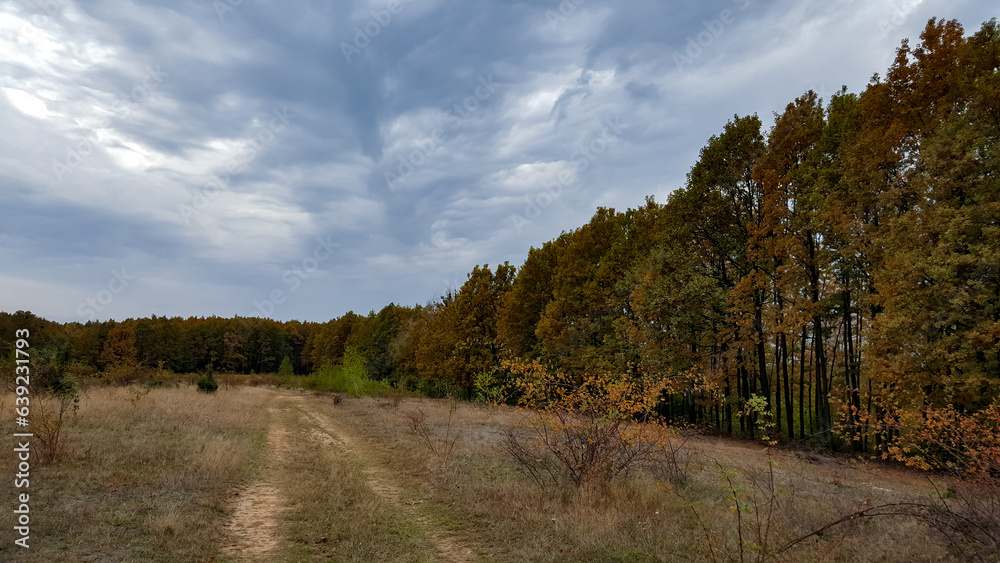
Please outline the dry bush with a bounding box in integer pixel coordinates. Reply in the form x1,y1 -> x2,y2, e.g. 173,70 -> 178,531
649,425 -> 694,487
683,459 -> 787,562
403,401 -> 461,465
125,382 -> 154,406
62,362 -> 97,380
32,378 -> 80,464
213,371 -> 278,388
666,401 -> 793,563
376,387 -> 406,410
886,401 -> 1000,560
663,398 -> 945,563
922,478 -> 1000,561
101,362 -> 144,386
665,453 -> 936,563
216,371 -> 244,389
499,360 -> 673,489
501,409 -> 675,489
388,386 -> 406,409
33,396 -> 75,464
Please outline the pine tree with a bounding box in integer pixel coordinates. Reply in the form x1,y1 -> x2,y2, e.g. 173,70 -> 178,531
197,362 -> 218,393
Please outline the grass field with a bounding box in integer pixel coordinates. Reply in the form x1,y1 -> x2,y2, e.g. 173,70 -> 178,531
0,385 -> 976,562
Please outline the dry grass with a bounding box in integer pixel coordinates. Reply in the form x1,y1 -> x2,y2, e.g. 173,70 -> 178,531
264,396 -> 438,562
0,385 -> 449,562
0,386 -> 986,562
0,385 -> 271,562
318,396 -> 966,562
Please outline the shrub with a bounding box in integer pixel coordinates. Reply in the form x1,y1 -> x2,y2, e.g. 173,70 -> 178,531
887,401 -> 1000,559
404,400 -> 461,465
307,348 -> 391,397
499,360 -> 671,488
380,386 -> 407,409
473,369 -> 516,404
197,363 -> 218,393
34,375 -> 80,464
277,356 -> 294,377
101,363 -> 142,386
417,378 -> 465,399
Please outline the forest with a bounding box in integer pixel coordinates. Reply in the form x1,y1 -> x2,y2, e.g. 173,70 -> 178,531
4,18 -> 999,459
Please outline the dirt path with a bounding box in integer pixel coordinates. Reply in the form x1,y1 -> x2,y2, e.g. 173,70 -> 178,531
221,391 -> 476,562
222,406 -> 292,560
300,404 -> 478,563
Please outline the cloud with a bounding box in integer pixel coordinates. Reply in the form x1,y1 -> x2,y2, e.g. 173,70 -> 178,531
1,0 -> 995,322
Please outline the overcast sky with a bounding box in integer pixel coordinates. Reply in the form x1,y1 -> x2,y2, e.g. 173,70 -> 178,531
0,0 -> 995,324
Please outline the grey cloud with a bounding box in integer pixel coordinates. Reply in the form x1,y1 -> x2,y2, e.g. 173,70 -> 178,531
1,0 -> 996,322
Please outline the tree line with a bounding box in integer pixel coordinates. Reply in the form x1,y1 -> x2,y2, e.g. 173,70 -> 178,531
4,18 -> 998,452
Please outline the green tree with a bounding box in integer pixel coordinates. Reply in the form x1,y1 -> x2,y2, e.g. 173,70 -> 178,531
197,362 -> 218,393
497,241 -> 562,358
681,114 -> 767,435
754,90 -> 830,442
278,355 -> 294,377
354,304 -> 409,382
451,263 -> 516,395
865,19 -> 1000,413
535,208 -> 630,376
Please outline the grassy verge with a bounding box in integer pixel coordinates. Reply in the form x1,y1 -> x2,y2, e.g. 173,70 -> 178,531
0,385 -> 271,562
316,396 -> 954,562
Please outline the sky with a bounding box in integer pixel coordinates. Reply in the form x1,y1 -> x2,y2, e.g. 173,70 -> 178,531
0,0 -> 995,324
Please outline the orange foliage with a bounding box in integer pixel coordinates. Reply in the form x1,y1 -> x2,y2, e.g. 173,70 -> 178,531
499,360 -> 684,487
887,401 -> 1000,477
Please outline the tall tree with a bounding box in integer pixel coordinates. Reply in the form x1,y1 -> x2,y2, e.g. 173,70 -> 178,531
100,322 -> 139,369
687,114 -> 767,434
536,208 -> 629,376
754,90 -> 828,441
498,240 -> 562,359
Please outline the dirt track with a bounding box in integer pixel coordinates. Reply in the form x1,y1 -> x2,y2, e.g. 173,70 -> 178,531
221,391 -> 476,562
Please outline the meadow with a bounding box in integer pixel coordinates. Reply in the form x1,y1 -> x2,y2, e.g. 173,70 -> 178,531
0,381 -> 985,562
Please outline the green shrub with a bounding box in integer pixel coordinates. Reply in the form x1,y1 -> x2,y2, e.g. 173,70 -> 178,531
35,375 -> 80,464
196,363 -> 218,393
473,369 -> 515,404
277,356 -> 294,377
306,348 -> 391,397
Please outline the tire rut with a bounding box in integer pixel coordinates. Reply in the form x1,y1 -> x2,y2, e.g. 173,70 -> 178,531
301,406 -> 477,563
222,404 -> 294,561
